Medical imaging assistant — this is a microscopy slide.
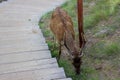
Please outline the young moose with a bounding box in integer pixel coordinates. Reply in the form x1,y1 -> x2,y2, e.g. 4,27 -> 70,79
50,7 -> 85,74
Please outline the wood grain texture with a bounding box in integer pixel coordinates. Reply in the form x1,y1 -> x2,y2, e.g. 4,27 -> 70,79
0,0 -> 72,80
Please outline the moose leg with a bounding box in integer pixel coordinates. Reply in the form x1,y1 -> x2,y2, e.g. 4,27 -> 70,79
53,37 -> 56,47
58,43 -> 62,61
51,36 -> 56,51
53,37 -> 60,51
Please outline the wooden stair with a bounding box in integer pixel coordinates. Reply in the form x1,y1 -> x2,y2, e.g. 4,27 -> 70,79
0,0 -> 72,80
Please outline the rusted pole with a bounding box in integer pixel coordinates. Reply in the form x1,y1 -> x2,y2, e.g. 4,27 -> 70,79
77,0 -> 84,48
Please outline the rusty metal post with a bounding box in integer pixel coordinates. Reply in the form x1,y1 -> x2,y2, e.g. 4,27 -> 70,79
77,0 -> 84,48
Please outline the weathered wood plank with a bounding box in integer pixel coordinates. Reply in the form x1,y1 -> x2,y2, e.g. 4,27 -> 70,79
0,58 -> 58,74
0,38 -> 46,45
0,34 -> 45,42
2,0 -> 64,7
0,68 -> 66,80
0,44 -> 48,54
57,78 -> 72,80
0,50 -> 51,64
0,0 -> 72,80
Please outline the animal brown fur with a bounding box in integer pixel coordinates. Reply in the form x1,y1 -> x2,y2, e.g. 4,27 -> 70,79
50,7 -> 83,74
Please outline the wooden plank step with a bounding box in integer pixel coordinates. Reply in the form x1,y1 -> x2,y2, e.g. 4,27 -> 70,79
0,27 -> 43,33
0,1 -> 65,14
0,5 -> 44,11
0,23 -> 33,28
37,72 -> 66,80
0,16 -> 38,21
0,8 -> 45,14
0,22 -> 33,27
0,0 -> 69,80
6,0 -> 63,7
0,33 -> 44,39
0,29 -> 44,37
0,10 -> 40,15
0,36 -> 46,46
0,40 -> 47,47
0,6 -> 40,15
0,43 -> 47,49
0,19 -> 33,23
0,27 -> 32,31
0,58 -> 58,75
0,38 -> 46,45
0,68 -> 66,80
0,27 -> 41,35
0,29 -> 42,35
57,78 -> 72,80
0,34 -> 45,42
0,43 -> 48,54
0,50 -> 51,64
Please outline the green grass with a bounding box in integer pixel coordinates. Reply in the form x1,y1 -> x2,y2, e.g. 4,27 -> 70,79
39,0 -> 120,80
84,0 -> 120,29
104,42 -> 120,56
0,0 -> 7,3
93,5 -> 120,38
88,41 -> 120,58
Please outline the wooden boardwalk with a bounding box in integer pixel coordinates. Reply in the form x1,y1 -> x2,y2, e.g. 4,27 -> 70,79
0,0 -> 72,80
